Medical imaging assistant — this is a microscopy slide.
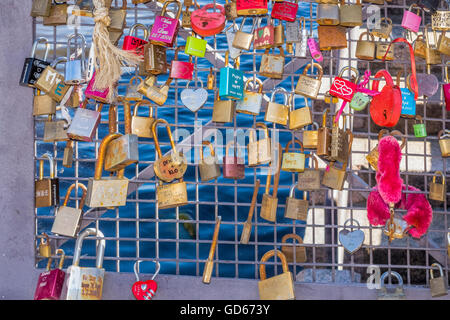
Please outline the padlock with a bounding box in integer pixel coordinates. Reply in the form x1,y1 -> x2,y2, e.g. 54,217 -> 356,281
236,0 -> 268,16
289,95 -> 312,130
272,19 -> 285,47
65,34 -> 87,85
35,57 -> 70,103
318,25 -> 348,51
43,0 -> 68,26
182,5 -> 192,29
84,71 -> 110,104
295,63 -> 323,99
43,115 -> 69,142
258,250 -> 295,300
281,233 -> 307,263
108,0 -> 127,33
307,37 -> 323,62
432,2 -> 450,30
330,67 -> 359,102
402,4 -> 423,33
67,99 -> 103,142
438,129 -> 450,157
199,141 -> 221,181
410,65 -> 439,98
429,171 -> 446,201
285,17 -> 302,53
143,43 -> 167,75
282,139 -> 305,172
259,46 -> 285,79
297,154 -> 321,190
271,0 -> 298,22
436,30 -> 450,56
371,69 -> 402,127
132,260 -> 161,300
317,3 -> 339,25
223,142 -> 245,179
236,77 -> 264,115
191,3 -> 226,37
284,186 -> 309,221
303,122 -> 319,149
324,91 -> 339,104
339,219 -> 365,254
151,119 -> 188,184
232,18 -> 257,51
413,115 -> 427,138
377,271 -> 406,300
170,46 -> 194,80
86,134 -> 129,208
104,101 -> 139,172
225,22 -> 243,59
331,116 -> 352,163
63,140 -> 74,168
260,166 -> 280,222
125,76 -> 144,101
424,24 -> 442,65
356,32 -> 376,60
366,130 -> 404,171
35,154 -> 60,208
339,0 -> 362,27
265,87 -> 289,125
137,76 -> 172,106
248,123 -> 272,167
123,23 -> 149,55
64,228 -> 106,300
34,249 -> 66,300
370,17 -> 393,39
322,160 -> 348,191
20,37 -> 50,87
317,109 -> 332,160
181,79 -> 208,112
219,52 -> 244,100
429,263 -> 448,297
149,0 -> 182,47
207,67 -> 215,90
152,120 -> 188,210
294,18 -> 308,57
212,92 -> 235,123
350,92 -> 371,111
225,0 -> 238,20
31,0 -> 52,17
51,183 -> 87,237
131,100 -> 155,138
395,71 -> 416,118
33,90 -> 57,116
185,34 -> 207,58
39,233 -> 52,258
414,34 -> 427,58
253,16 -> 275,50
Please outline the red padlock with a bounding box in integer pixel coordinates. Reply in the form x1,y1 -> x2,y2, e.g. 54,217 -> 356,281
34,250 -> 66,300
191,4 -> 226,37
236,0 -> 268,15
444,62 -> 450,111
132,260 -> 160,300
122,24 -> 149,56
329,66 -> 359,102
370,70 -> 402,127
170,46 -> 194,80
271,0 -> 298,22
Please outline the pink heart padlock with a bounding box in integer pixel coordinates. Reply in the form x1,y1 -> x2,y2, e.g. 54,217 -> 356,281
132,260 -> 160,301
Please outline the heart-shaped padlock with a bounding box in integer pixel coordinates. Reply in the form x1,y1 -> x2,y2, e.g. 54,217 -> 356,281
181,79 -> 208,112
191,4 -> 226,37
132,260 -> 160,301
339,219 -> 365,254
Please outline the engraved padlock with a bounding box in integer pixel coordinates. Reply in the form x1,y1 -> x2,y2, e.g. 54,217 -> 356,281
429,171 -> 446,202
284,185 -> 309,221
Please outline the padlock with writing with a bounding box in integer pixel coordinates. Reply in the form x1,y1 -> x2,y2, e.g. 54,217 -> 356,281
414,34 -> 427,59
182,5 -> 192,29
43,115 -> 69,142
236,78 -> 263,115
199,141 -> 221,181
303,122 -> 319,149
253,16 -> 275,50
402,4 -> 423,33
272,19 -> 285,47
289,95 -> 313,130
34,249 -> 66,300
281,233 -> 307,263
395,71 -> 416,118
429,263 -> 448,297
307,37 -> 323,62
297,154 -> 321,190
20,38 -> 50,87
131,100 -> 155,138
376,37 -> 395,60
236,0 -> 268,16
443,62 -> 450,110
43,0 -> 68,26
143,43 -> 167,75
265,87 -> 289,125
432,1 -> 450,30
430,171 -> 446,201
425,24 -> 442,65
65,34 -> 87,85
370,17 -> 393,39
282,139 -> 305,172
413,115 -> 427,138
331,117 -> 352,163
232,18 -> 257,51
123,23 -> 149,55
225,0 -> 238,20
438,129 -> 450,157
377,271 -> 406,300
322,160 -> 348,191
285,186 -> 309,221
67,99 -> 103,142
259,46 -> 285,79
35,57 -> 70,103
436,30 -> 450,56
248,123 -> 272,167
317,3 -> 339,25
271,0 -> 298,22
258,250 -> 295,300
223,142 -> 245,179
35,154 -> 60,208
295,63 -> 323,99
149,0 -> 182,47
219,52 -> 244,100
185,34 -> 207,58
294,18 -> 308,57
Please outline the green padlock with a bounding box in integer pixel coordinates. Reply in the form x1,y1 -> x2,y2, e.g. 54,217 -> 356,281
185,35 -> 207,58
350,92 -> 371,111
413,115 -> 427,138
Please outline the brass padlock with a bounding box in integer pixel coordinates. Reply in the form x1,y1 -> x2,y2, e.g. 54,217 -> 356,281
438,129 -> 450,157
366,130 -> 405,171
330,115 -> 352,163
284,185 -> 309,221
432,4 -> 450,31
376,37 -> 394,60
143,43 -> 167,75
260,152 -> 281,222
51,182 -> 87,238
199,141 -> 221,182
131,100 -> 155,138
339,0 -> 362,27
182,7 -> 192,28
272,19 -> 285,47
356,32 -> 376,60
289,95 -> 313,130
212,92 -> 235,123
207,67 -> 215,90
430,171 -> 446,202
108,0 -> 127,32
316,3 -> 340,25
265,87 -> 289,125
137,76 -> 172,106
125,76 -> 144,101
281,233 -> 307,263
281,139 -> 305,172
258,250 -> 295,300
322,160 -> 348,191
317,109 -> 332,160
248,123 -> 272,167
43,1 -> 69,26
39,233 -> 52,258
436,30 -> 450,56
324,90 -> 339,104
303,122 -> 320,149
295,63 -> 323,99
259,46 -> 285,79
425,24 -> 442,65
63,140 -> 74,168
414,34 -> 427,59
33,90 -> 57,116
31,0 -> 52,17
429,263 -> 448,298
232,17 -> 256,51
371,17 -> 393,39
236,77 -> 263,115
225,0 -> 238,20
378,271 -> 406,300
35,57 -> 70,103
43,115 -> 69,142
35,153 -> 60,208
297,154 -> 321,190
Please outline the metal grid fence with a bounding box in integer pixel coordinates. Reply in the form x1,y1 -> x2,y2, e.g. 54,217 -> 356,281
33,0 -> 449,292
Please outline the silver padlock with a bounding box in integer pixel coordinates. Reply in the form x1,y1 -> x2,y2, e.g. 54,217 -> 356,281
225,22 -> 243,59
317,3 -> 340,25
429,263 -> 448,298
294,18 -> 308,58
65,34 -> 87,85
377,271 -> 406,300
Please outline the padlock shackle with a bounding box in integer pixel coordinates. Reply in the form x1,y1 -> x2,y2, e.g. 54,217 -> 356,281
303,62 -> 323,79
270,87 -> 288,105
50,56 -> 68,68
40,232 -> 50,246
288,184 -> 307,199
199,140 -> 215,161
438,129 -> 450,140
186,78 -> 203,89
359,31 -> 374,42
380,271 -> 404,288
343,218 -> 361,230
161,0 -> 183,19
264,46 -> 285,57
389,130 -> 406,150
39,153 -> 55,180
94,133 -> 123,180
72,228 -> 106,269
133,100 -> 154,118
378,129 -> 390,141
408,3 -> 422,13
321,109 -> 329,128
174,46 -> 193,63
123,100 -> 133,135
432,171 -> 445,184
305,154 -> 318,170
66,33 -> 87,72
80,97 -> 104,112
46,257 -> 54,271
63,182 -> 88,208
134,260 -> 161,282
225,141 -> 243,157
243,77 -> 263,93
109,103 -> 117,134
128,23 -> 149,40
281,233 -> 304,245
151,119 -> 177,159
31,37 -> 50,60
415,115 -> 424,124
430,262 -> 444,279
56,249 -> 65,270
338,66 -> 359,82
285,139 -> 304,153
259,249 -> 289,281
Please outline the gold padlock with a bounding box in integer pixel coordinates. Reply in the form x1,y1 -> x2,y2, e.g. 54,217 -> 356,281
438,129 -> 450,157
432,4 -> 450,31
322,136 -> 353,190
425,24 -> 442,65
285,185 -> 309,221
356,32 -> 376,60
317,109 -> 332,160
297,154 -> 321,190
339,0 -> 362,27
212,92 -> 235,123
43,1 -> 68,26
259,46 -> 285,79
303,122 -> 320,149
295,63 -> 323,99
182,7 -> 192,28
225,0 -> 238,20
108,0 -> 127,32
199,141 -> 221,182
248,123 -> 272,167
131,100 -> 155,138
366,130 -> 405,171
143,43 -> 167,75
281,233 -> 307,263
429,263 -> 448,298
33,89 -> 57,116
207,67 -> 215,90
63,140 -> 74,168
429,171 -> 446,202
39,233 -> 52,258
260,145 -> 282,222
324,90 -> 339,104
371,17 -> 393,39
43,115 -> 69,142
232,17 -> 256,50
281,139 -> 305,172
436,30 -> 450,56
376,37 -> 394,60
330,115 -> 352,163
265,87 -> 289,125
414,34 -> 427,59
137,76 -> 172,106
289,95 -> 313,130
273,19 -> 285,47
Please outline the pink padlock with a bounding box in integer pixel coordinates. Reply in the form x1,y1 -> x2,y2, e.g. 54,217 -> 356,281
85,71 -> 110,103
149,0 -> 182,47
34,250 -> 66,300
444,63 -> 450,111
401,4 -> 422,33
307,38 -> 323,62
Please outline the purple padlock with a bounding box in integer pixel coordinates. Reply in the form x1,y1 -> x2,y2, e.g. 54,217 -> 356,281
307,38 -> 323,62
401,4 -> 422,33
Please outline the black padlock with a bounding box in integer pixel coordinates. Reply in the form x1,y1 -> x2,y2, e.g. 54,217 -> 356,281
19,37 -> 50,87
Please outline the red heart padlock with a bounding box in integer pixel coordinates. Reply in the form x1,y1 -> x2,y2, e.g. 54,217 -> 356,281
370,70 -> 402,127
191,4 -> 226,37
132,260 -> 160,301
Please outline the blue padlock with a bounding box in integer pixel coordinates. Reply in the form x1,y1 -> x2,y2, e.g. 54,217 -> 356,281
397,71 -> 416,117
65,34 -> 87,85
219,51 -> 244,100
